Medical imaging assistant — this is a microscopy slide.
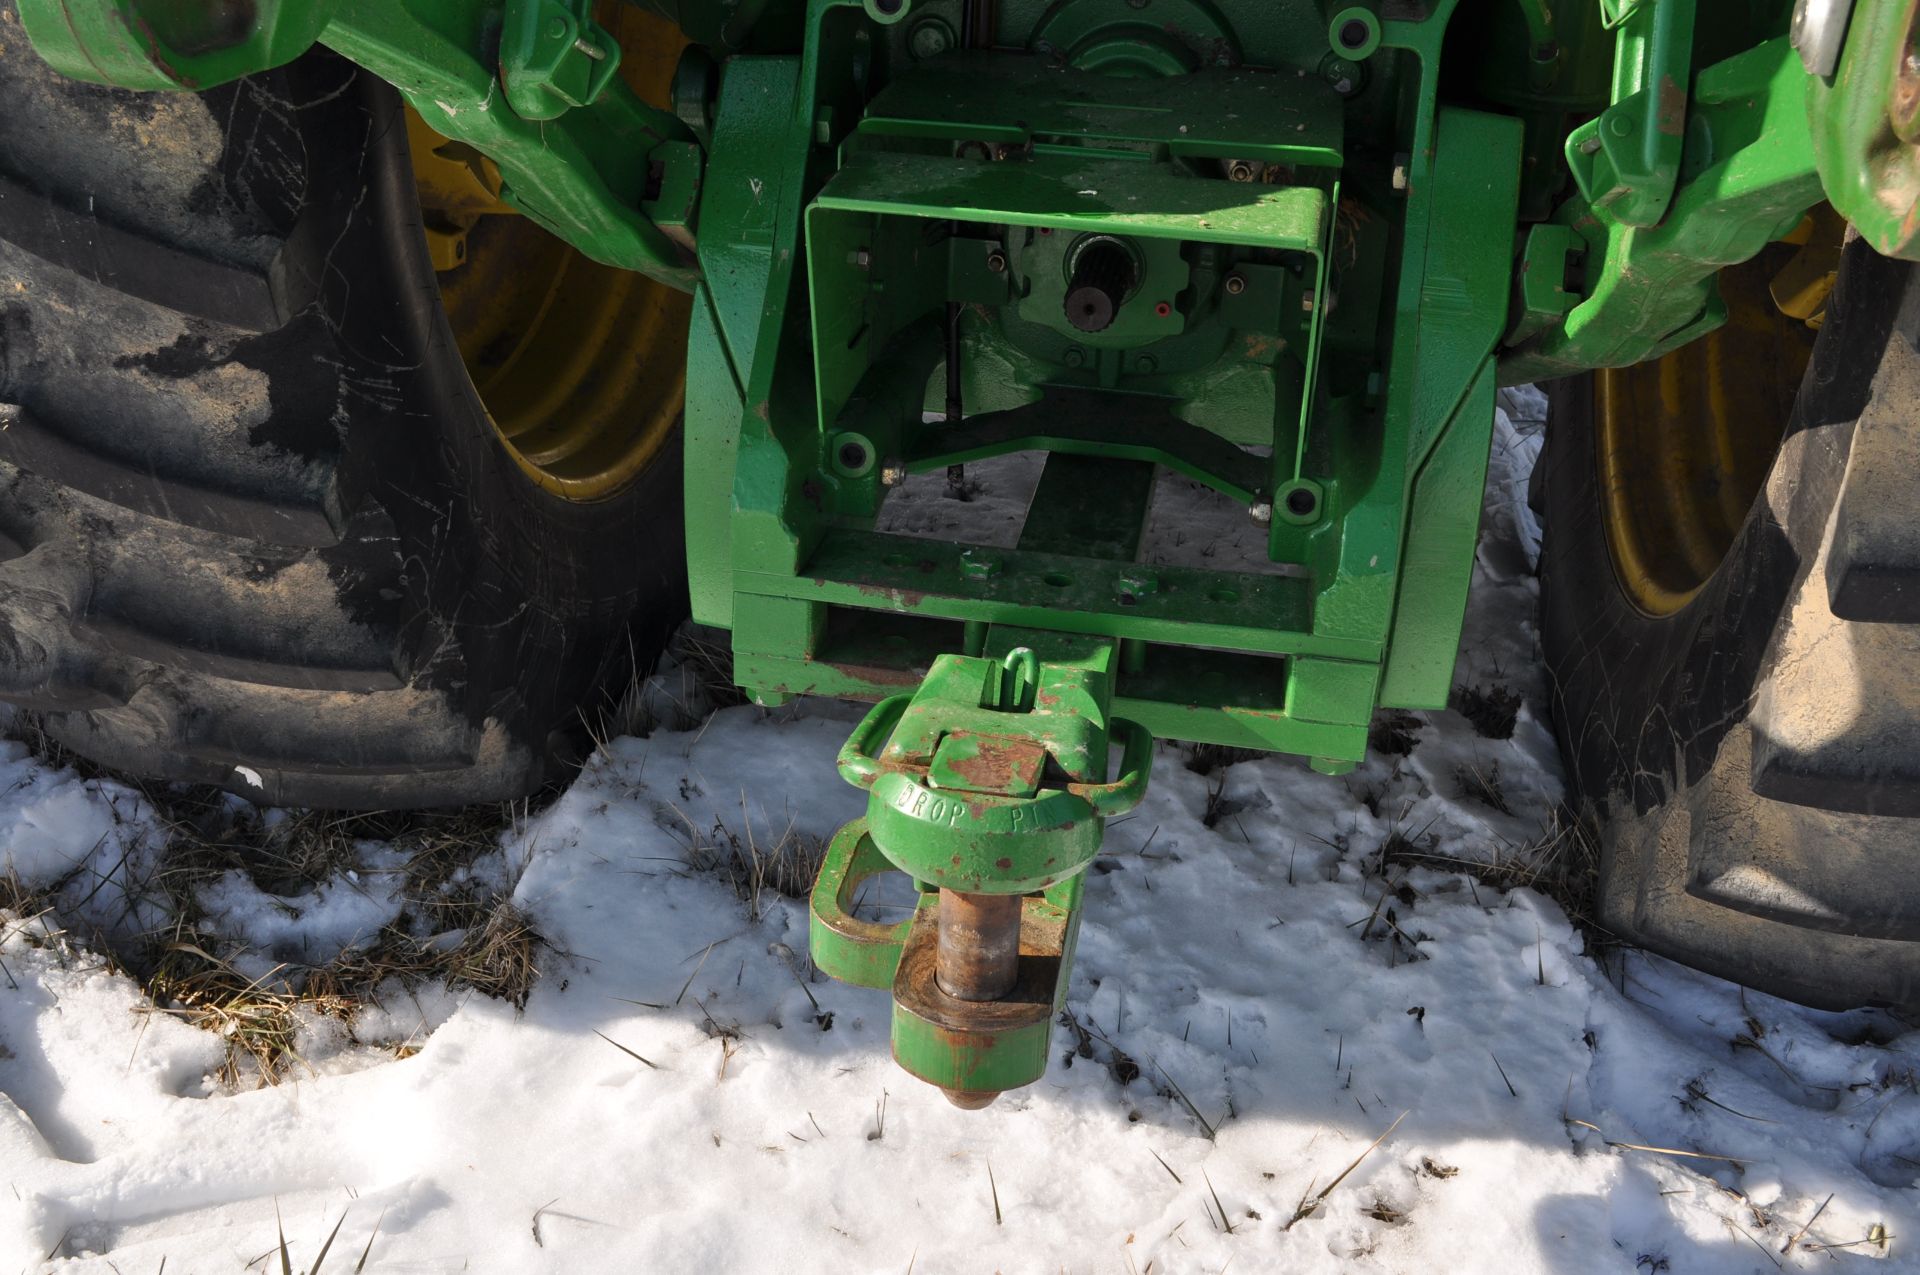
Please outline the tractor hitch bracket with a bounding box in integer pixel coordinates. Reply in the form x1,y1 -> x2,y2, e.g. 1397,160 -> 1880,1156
810,644 -> 1149,1107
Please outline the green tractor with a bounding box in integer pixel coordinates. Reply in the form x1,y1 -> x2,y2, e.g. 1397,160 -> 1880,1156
0,0 -> 1914,1106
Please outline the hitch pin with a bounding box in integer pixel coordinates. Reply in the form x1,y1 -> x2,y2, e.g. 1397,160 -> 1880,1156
573,36 -> 607,60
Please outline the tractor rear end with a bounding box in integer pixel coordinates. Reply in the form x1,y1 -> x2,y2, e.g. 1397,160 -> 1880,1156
6,0 -> 1918,1107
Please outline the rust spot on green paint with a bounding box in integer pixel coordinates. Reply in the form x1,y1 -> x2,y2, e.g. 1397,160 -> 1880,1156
1657,76 -> 1685,136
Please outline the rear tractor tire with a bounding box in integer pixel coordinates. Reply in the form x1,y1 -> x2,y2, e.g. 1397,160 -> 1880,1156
0,12 -> 690,809
1541,231 -> 1920,1009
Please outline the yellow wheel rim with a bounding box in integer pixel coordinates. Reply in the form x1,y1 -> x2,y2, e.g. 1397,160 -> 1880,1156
1593,220 -> 1836,616
406,6 -> 690,503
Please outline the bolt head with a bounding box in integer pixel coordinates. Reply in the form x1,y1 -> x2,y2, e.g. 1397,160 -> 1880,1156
1249,501 -> 1274,527
880,460 -> 907,487
1062,347 -> 1085,369
986,251 -> 1008,273
1224,273 -> 1248,295
1391,164 -> 1408,191
908,18 -> 953,59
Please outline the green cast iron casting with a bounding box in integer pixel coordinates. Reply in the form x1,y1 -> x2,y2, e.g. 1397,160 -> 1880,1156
836,648 -> 1151,893
813,640 -> 1139,1099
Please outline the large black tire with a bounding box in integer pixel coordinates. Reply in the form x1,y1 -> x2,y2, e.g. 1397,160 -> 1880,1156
0,22 -> 686,808
1541,237 -> 1920,1009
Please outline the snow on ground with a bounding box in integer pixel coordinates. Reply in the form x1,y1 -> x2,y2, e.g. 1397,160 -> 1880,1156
5,392 -> 1920,1272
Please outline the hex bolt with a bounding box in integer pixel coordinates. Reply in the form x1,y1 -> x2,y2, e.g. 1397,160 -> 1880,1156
986,250 -> 1008,273
880,459 -> 907,486
908,17 -> 953,59
1249,500 -> 1274,527
1134,355 -> 1157,374
1062,346 -> 1086,368
853,247 -> 872,269
1227,159 -> 1260,183
1224,272 -> 1248,296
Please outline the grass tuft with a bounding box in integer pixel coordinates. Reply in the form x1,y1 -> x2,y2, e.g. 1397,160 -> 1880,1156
676,806 -> 828,921
1180,742 -> 1265,776
1380,803 -> 1608,947
1452,681 -> 1522,740
1367,711 -> 1422,758
1454,761 -> 1513,816
596,623 -> 750,740
1285,1111 -> 1408,1230
6,713 -> 553,1085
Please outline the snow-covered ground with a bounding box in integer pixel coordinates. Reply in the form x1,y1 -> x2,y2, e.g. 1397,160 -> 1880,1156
4,392 -> 1919,1272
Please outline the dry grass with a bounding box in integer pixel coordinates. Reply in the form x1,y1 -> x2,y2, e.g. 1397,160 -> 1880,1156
1452,681 -> 1522,740
1454,761 -> 1513,816
2,715 -> 546,1086
675,805 -> 827,922
1381,802 -> 1610,947
597,623 -> 749,741
139,927 -> 356,1087
1181,742 -> 1266,776
1367,711 -> 1422,758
